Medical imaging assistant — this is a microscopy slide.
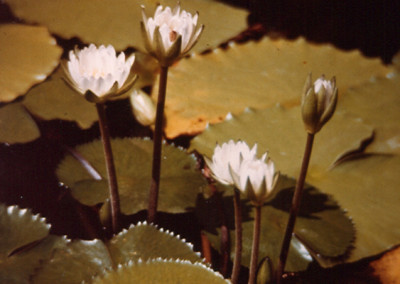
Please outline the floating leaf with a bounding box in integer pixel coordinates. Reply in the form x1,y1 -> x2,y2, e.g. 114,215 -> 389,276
197,176 -> 354,272
33,223 -> 206,283
0,24 -> 62,102
22,67 -> 97,129
56,138 -> 207,215
308,155 -> 400,264
0,204 -> 67,284
32,239 -> 112,284
93,259 -> 229,284
109,222 -> 203,265
338,74 -> 400,154
190,106 -> 373,179
153,37 -> 391,138
0,102 -> 40,144
5,0 -> 248,53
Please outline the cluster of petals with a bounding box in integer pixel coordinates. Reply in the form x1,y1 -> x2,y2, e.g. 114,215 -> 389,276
206,140 -> 279,204
65,44 -> 135,99
141,3 -> 203,65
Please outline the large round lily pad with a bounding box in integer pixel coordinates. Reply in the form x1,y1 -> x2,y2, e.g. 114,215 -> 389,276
152,37 -> 391,138
190,105 -> 373,179
338,74 -> 400,154
93,259 -> 229,284
4,0 -> 248,53
56,138 -> 207,215
197,176 -> 354,272
0,24 -> 62,102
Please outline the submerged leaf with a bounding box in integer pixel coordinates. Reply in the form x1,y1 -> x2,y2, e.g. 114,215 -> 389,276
56,138 -> 207,215
93,259 -> 229,284
153,37 -> 391,138
198,176 -> 354,272
0,103 -> 40,144
0,24 -> 62,102
5,0 -> 248,53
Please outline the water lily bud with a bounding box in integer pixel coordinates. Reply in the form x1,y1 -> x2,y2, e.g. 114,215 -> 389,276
130,90 -> 156,126
62,44 -> 137,103
230,154 -> 279,206
141,3 -> 204,66
301,74 -> 338,134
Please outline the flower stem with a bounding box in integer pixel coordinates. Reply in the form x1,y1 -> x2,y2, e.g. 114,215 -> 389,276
276,133 -> 315,283
231,188 -> 243,284
96,102 -> 120,235
248,205 -> 262,284
147,66 -> 169,224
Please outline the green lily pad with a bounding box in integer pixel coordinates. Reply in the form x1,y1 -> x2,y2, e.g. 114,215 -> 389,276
308,154 -> 400,264
338,74 -> 400,154
0,24 -> 62,102
92,259 -> 229,284
152,37 -> 392,138
5,0 -> 248,53
32,239 -> 112,284
190,105 -> 373,179
22,67 -> 98,129
33,223 -> 206,283
197,176 -> 354,272
0,102 -> 40,144
108,222 -> 203,265
56,138 -> 207,215
0,204 -> 68,284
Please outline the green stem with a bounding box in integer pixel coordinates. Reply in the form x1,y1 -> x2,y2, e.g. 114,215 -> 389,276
96,102 -> 120,234
276,133 -> 314,283
147,66 -> 169,224
231,188 -> 243,284
248,205 -> 262,284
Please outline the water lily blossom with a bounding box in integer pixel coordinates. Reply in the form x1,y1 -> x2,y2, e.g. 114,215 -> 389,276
63,44 -> 136,102
301,74 -> 338,134
130,90 -> 156,126
231,154 -> 279,206
141,3 -> 204,66
205,140 -> 259,186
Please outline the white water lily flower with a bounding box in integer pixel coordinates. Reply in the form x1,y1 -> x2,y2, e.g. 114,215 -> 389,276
63,44 -> 136,102
130,89 -> 156,126
141,3 -> 204,66
301,74 -> 338,134
231,155 -> 279,205
205,140 -> 258,186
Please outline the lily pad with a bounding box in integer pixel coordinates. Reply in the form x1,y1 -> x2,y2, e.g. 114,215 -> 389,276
93,259 -> 229,284
197,176 -> 354,272
5,0 -> 248,53
0,204 -> 67,284
56,138 -> 207,215
338,74 -> 400,154
108,222 -> 203,265
0,24 -> 62,102
33,222 -> 206,283
152,37 -> 392,138
22,67 -> 98,129
308,154 -> 400,264
32,239 -> 112,284
190,105 -> 373,179
0,102 -> 40,144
